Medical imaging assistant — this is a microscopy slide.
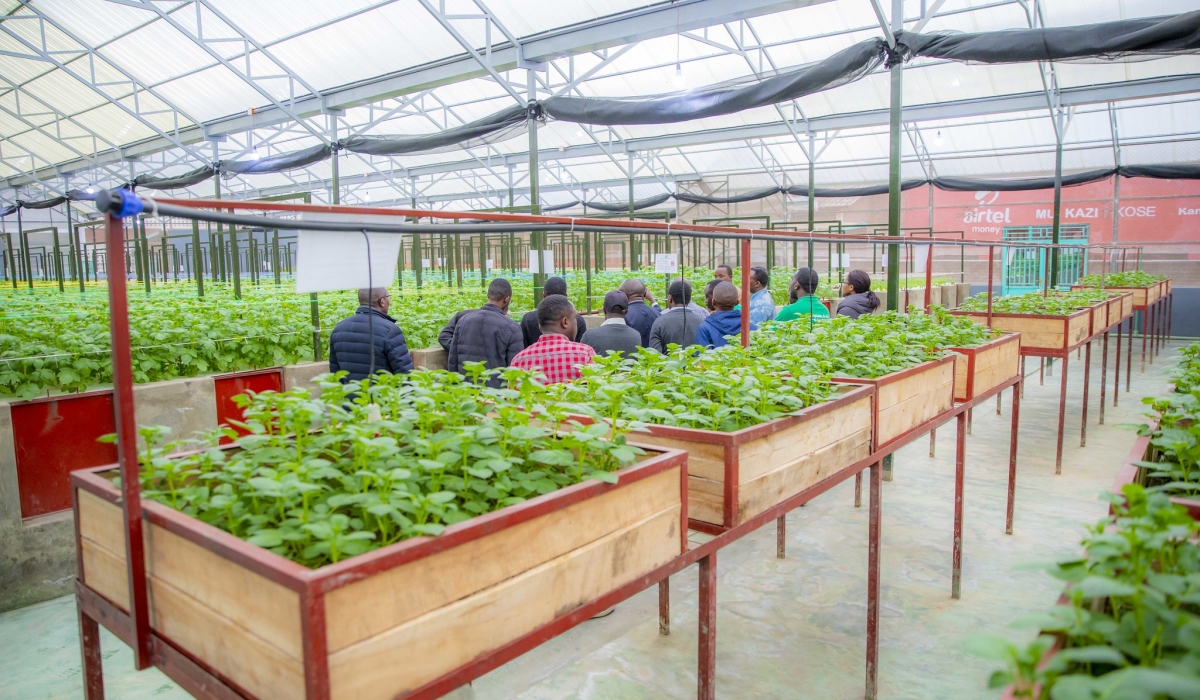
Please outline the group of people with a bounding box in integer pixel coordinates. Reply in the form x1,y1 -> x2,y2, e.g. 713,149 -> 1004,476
327,265 -> 881,386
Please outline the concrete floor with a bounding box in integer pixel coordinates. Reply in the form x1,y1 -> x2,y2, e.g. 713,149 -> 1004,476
1,338 -> 1181,700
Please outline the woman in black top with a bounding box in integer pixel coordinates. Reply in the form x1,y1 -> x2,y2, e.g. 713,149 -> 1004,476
838,269 -> 881,319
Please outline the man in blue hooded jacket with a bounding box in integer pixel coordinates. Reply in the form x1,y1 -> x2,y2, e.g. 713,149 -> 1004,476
696,281 -> 756,348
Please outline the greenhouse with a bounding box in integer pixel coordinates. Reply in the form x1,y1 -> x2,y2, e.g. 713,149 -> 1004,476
1,1 -> 1199,698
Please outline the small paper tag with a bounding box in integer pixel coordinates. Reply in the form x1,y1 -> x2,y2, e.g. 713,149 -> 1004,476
366,404 -> 382,423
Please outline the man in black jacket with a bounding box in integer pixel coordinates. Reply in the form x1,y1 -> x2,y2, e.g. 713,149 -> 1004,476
445,278 -> 524,385
520,276 -> 587,347
649,280 -> 703,353
618,279 -> 661,346
328,287 -> 414,382
580,291 -> 643,357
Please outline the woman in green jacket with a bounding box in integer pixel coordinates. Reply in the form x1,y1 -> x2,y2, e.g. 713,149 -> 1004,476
775,267 -> 830,327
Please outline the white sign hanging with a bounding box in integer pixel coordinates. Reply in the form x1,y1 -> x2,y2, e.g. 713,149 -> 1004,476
912,244 -> 930,273
486,259 -> 494,270
654,253 -> 679,273
528,249 -> 554,274
421,258 -> 431,268
295,230 -> 401,293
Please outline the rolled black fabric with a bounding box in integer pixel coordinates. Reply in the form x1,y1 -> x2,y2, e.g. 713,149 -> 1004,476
541,200 -> 581,212
583,193 -> 673,212
1120,163 -> 1200,179
786,180 -> 926,197
541,39 -> 886,125
897,12 -> 1200,63
132,165 -> 216,190
67,188 -> 98,201
0,205 -> 17,217
674,187 -> 783,204
220,143 -> 333,175
19,195 -> 69,209
933,169 -> 1115,191
340,105 -> 529,156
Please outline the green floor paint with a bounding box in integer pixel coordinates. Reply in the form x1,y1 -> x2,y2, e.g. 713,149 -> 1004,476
0,340 -> 1181,699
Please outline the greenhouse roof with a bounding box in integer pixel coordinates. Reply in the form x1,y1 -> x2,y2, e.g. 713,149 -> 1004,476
1,0 -> 1198,210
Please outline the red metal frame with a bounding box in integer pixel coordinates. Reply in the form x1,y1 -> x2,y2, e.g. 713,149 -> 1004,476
212,367 -> 283,442
947,332 -> 1020,403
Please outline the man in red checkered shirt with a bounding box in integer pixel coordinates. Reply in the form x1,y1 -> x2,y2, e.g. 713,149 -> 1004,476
510,294 -> 595,384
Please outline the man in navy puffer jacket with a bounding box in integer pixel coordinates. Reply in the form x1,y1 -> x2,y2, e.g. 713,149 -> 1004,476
328,287 -> 414,382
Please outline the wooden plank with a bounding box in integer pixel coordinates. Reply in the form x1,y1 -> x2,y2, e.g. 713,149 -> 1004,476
877,361 -> 954,409
953,351 -> 972,401
738,426 -> 871,522
148,576 -> 306,700
878,379 -> 954,444
971,358 -> 1019,398
328,506 -> 682,700
1067,314 -> 1090,346
145,523 -> 302,662
687,475 -> 725,526
736,395 -> 872,484
325,467 -> 682,652
623,433 -> 726,482
78,489 -> 126,555
80,537 -> 130,612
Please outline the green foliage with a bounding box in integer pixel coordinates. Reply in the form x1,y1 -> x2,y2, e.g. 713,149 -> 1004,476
959,290 -> 1114,316
128,366 -> 642,568
1077,271 -> 1167,288
1124,344 -> 1200,498
558,345 -> 835,432
750,306 -> 999,379
973,485 -> 1200,699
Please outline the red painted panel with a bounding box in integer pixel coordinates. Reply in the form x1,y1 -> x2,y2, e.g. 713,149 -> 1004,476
214,369 -> 282,443
12,391 -> 117,518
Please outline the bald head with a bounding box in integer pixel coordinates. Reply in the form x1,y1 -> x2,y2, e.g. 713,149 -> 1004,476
619,279 -> 646,302
711,281 -> 738,311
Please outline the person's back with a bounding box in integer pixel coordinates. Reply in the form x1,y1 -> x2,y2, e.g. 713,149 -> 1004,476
747,267 -> 776,326
696,281 -> 754,348
581,291 -> 643,357
511,295 -> 595,384
618,279 -> 660,346
329,287 -> 413,382
837,270 -> 881,319
650,280 -> 703,353
776,267 -> 831,326
519,276 -> 587,347
447,278 -> 523,386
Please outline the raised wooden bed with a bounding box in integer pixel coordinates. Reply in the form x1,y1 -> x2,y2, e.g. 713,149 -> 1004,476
72,444 -> 688,700
1105,292 -> 1134,327
948,332 -> 1021,402
1072,283 -> 1160,309
1112,427 -> 1200,520
568,384 -> 874,533
831,355 -> 956,447
951,307 -> 1091,352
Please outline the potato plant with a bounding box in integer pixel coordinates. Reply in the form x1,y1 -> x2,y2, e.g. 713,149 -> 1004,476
972,485 -> 1200,699
1076,270 -> 1167,287
1124,343 -> 1200,498
125,365 -> 642,568
959,290 -> 1113,316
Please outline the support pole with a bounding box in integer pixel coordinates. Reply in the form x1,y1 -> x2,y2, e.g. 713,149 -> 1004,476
740,239 -> 751,348
19,207 -> 32,289
952,411 -> 967,599
658,579 -> 670,636
104,213 -> 152,669
1006,382 -> 1021,535
1099,331 -> 1108,424
68,205 -> 84,293
78,608 -> 105,700
51,225 -> 64,292
776,515 -> 786,559
1055,356 -> 1069,474
1049,109 -> 1064,288
1081,341 -> 1091,447
698,553 -> 717,700
1115,318 -> 1122,406
529,83 -> 545,299
865,460 -> 882,700
881,5 -> 903,488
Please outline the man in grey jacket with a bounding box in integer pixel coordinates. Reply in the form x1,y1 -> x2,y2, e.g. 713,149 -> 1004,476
581,291 -> 643,357
649,280 -> 703,353
444,278 -> 524,386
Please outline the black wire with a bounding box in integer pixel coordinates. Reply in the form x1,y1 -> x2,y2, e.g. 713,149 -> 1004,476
362,230 -> 376,392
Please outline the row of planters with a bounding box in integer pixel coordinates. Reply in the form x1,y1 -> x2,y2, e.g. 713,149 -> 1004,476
1074,270 -> 1171,309
955,288 -> 1134,352
74,307 -> 1017,698
974,342 -> 1200,699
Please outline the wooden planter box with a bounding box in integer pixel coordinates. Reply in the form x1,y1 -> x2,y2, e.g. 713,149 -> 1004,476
951,308 -> 1091,351
569,385 -> 874,532
1073,284 -> 1159,309
1106,292 -> 1133,327
831,355 -> 956,447
72,445 -> 688,700
948,332 -> 1021,402
1112,428 -> 1200,520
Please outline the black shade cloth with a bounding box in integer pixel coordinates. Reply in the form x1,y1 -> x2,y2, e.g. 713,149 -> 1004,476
0,205 -> 16,217
785,180 -> 926,197
932,170 -> 1117,191
340,105 -> 529,156
68,189 -> 98,201
541,39 -> 886,125
133,165 -> 216,190
18,196 -> 68,209
582,193 -> 674,212
897,12 -> 1200,64
221,143 -> 333,175
1120,163 -> 1200,179
675,187 -> 783,204
541,200 -> 581,212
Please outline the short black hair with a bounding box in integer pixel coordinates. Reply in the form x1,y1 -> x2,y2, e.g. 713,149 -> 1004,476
537,294 -> 575,329
487,278 -> 512,301
668,280 -> 692,306
716,264 -> 733,277
543,276 -> 567,297
751,266 -> 769,287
